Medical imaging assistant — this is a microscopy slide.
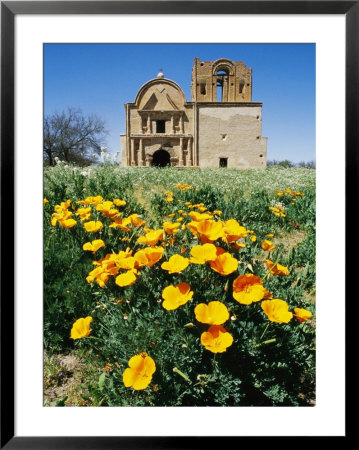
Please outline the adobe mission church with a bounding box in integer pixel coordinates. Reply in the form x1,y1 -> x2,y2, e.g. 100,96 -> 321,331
120,58 -> 267,168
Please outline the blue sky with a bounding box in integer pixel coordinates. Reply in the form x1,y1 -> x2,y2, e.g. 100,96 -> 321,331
44,43 -> 315,163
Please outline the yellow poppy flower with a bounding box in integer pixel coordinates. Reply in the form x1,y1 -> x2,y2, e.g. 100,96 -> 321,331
222,219 -> 248,243
70,316 -> 93,339
137,229 -> 164,246
115,269 -> 138,287
83,239 -> 105,253
162,282 -> 193,310
161,254 -> 189,274
201,325 -> 233,353
261,299 -> 293,323
232,274 -> 268,305
134,247 -> 164,268
62,218 -> 77,228
123,353 -> 156,390
77,195 -> 103,206
265,259 -> 290,276
84,221 -> 103,232
209,251 -> 238,276
128,214 -> 146,227
294,308 -> 313,323
262,240 -> 275,251
113,198 -> 126,207
188,219 -> 224,243
163,221 -> 181,235
194,301 -> 229,325
190,243 -> 217,264
189,211 -> 213,222
43,198 -> 49,205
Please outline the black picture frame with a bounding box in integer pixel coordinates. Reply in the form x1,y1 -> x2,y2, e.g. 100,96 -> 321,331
1,1 -> 353,447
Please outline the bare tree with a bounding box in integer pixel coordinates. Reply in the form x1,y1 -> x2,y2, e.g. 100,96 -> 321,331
44,108 -> 108,166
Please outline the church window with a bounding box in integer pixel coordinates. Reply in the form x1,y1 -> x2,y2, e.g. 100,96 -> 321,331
156,120 -> 166,133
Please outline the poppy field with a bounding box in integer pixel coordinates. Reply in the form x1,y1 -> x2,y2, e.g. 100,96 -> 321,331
44,165 -> 316,406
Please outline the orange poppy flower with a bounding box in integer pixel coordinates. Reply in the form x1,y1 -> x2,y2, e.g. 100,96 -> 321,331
261,299 -> 293,323
209,251 -> 238,276
194,301 -> 229,325
190,243 -> 217,264
70,316 -> 93,339
134,247 -> 164,267
232,274 -> 268,305
262,240 -> 275,251
84,221 -> 103,232
137,229 -> 164,246
294,308 -> 313,323
162,282 -> 193,310
83,239 -> 105,253
161,254 -> 189,274
222,219 -> 248,243
123,353 -> 156,390
200,325 -> 233,353
115,269 -> 138,287
163,221 -> 181,235
265,259 -> 290,276
188,219 -> 224,243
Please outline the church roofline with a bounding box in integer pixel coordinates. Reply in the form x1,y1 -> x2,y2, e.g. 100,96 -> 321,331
134,77 -> 187,105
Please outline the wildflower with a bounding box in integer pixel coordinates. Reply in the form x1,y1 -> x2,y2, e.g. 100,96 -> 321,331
267,233 -> 274,238
262,240 -> 275,251
261,299 -> 293,323
44,198 -> 49,205
109,216 -> 131,232
115,269 -> 138,287
70,316 -> 93,339
162,282 -> 193,310
76,207 -> 92,222
163,221 -> 181,235
77,195 -> 103,206
189,211 -> 212,222
161,254 -> 189,274
113,198 -> 126,207
96,201 -> 120,219
200,325 -> 233,353
209,251 -> 238,276
250,235 -> 257,242
134,247 -> 164,267
123,353 -> 156,390
265,259 -> 290,276
137,229 -> 164,246
213,210 -> 222,216
188,219 -> 224,243
222,219 -> 248,243
128,214 -> 145,227
294,307 -> 313,323
83,239 -> 105,253
190,243 -> 217,264
232,274 -> 268,305
195,301 -> 229,325
84,221 -> 103,232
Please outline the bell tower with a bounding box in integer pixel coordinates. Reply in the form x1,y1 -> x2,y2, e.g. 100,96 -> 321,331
191,57 -> 252,102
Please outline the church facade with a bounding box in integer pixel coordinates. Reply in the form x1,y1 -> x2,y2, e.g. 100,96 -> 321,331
120,58 -> 267,168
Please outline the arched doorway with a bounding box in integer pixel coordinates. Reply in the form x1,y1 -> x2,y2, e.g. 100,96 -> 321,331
152,149 -> 171,167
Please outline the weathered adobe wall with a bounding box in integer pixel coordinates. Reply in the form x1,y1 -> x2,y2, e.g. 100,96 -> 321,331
197,105 -> 267,168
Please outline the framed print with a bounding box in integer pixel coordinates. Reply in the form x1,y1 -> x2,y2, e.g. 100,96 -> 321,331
1,1 -> 354,447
